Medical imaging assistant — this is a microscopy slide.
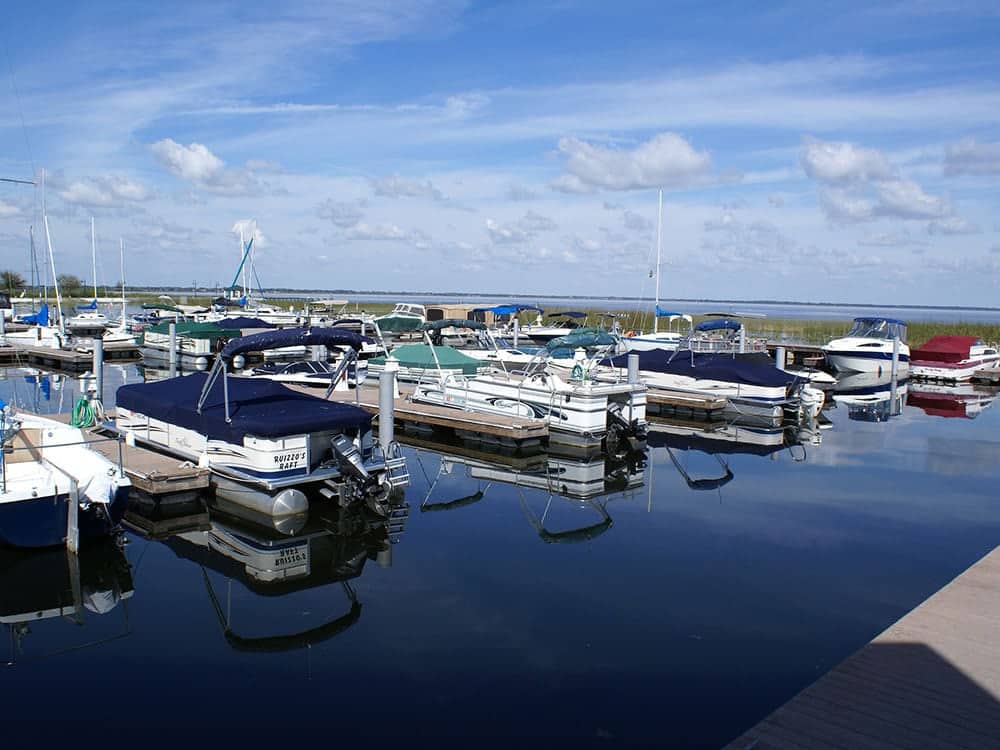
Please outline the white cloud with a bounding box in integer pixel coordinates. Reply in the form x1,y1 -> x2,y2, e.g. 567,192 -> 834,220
151,138 -> 259,195
485,218 -> 530,244
943,137 -> 1000,176
505,184 -> 537,202
369,175 -> 444,200
0,200 -> 21,218
58,177 -> 152,208
927,216 -> 981,235
623,209 -> 653,232
800,136 -> 895,183
857,231 -> 922,247
552,132 -> 712,192
875,179 -> 950,219
519,210 -> 557,233
317,199 -> 366,228
820,188 -> 875,222
246,159 -> 284,174
344,222 -> 408,241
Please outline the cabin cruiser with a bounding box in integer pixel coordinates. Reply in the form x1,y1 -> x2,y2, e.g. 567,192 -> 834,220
1,401 -> 131,548
374,302 -> 426,336
66,308 -> 111,333
112,328 -> 409,519
411,330 -> 647,450
908,336 -> 999,382
519,311 -> 590,344
822,317 -> 910,375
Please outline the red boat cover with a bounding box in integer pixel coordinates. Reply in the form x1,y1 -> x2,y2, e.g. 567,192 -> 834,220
907,392 -> 967,418
910,335 -> 979,364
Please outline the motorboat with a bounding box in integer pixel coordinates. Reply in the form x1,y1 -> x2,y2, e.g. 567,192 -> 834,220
622,310 -> 692,352
1,401 -> 131,548
411,329 -> 647,450
518,311 -> 590,344
373,302 -> 426,337
909,335 -> 1000,382
603,348 -> 825,422
66,308 -> 111,333
242,357 -> 369,390
822,317 -> 910,375
906,380 -> 998,419
112,327 -> 409,518
830,370 -> 907,422
139,320 -> 243,370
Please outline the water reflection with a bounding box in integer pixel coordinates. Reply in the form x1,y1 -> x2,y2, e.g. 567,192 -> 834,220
124,492 -> 407,653
2,538 -> 134,665
907,381 -> 1000,420
831,371 -> 908,422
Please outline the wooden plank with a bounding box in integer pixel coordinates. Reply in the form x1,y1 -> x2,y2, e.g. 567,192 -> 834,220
724,546 -> 1000,750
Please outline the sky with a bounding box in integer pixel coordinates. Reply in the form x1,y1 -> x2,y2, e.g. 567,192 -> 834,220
1,0 -> 999,306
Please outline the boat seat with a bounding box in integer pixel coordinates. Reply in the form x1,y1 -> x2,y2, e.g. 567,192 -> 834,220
3,428 -> 44,464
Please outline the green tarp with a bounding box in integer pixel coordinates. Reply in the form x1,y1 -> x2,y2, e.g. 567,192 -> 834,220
369,344 -> 484,374
143,321 -> 242,340
376,315 -> 424,333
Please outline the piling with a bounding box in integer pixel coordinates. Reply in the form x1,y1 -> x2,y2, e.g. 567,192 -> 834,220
168,322 -> 177,377
92,337 -> 104,404
775,345 -> 786,369
512,317 -> 520,348
890,335 -> 900,415
627,353 -> 640,384
379,357 -> 398,448
66,479 -> 80,553
0,314 -> 6,342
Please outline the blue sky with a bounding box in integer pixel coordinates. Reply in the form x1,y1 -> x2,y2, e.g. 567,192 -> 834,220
2,1 -> 999,305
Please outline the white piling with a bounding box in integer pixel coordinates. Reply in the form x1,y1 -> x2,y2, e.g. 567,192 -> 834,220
168,322 -> 177,377
775,346 -> 786,369
627,353 -> 640,384
890,336 -> 900,416
378,356 -> 398,448
92,337 -> 104,404
66,480 -> 80,553
512,317 -> 519,348
0,314 -> 6,343
739,325 -> 747,354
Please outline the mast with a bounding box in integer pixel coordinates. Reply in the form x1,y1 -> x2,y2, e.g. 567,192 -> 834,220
653,189 -> 662,334
120,237 -> 127,327
90,216 -> 97,301
43,214 -> 64,335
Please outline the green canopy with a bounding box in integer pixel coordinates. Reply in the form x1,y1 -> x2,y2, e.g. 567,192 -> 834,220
369,344 -> 484,374
376,315 -> 424,333
546,327 -> 618,352
421,318 -> 486,332
143,321 -> 242,339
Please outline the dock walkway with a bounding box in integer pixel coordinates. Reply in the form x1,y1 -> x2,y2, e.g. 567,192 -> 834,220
724,545 -> 1000,749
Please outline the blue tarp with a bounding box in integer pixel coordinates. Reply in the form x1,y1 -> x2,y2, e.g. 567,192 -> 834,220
75,299 -> 97,311
550,311 -> 586,319
116,371 -> 372,444
606,349 -> 801,389
220,327 -> 371,358
471,304 -> 545,315
224,316 -> 277,330
20,304 -> 48,326
694,318 -> 742,332
213,296 -> 245,308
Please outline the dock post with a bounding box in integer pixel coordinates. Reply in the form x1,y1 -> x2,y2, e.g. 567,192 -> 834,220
66,479 -> 80,553
92,337 -> 104,405
512,317 -> 519,348
627,353 -> 640,384
0,314 -> 6,343
168,323 -> 177,377
379,356 -> 398,449
739,325 -> 747,354
890,336 -> 900,416
775,345 -> 786,369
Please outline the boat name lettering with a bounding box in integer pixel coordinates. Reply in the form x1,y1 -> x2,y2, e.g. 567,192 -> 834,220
273,451 -> 306,469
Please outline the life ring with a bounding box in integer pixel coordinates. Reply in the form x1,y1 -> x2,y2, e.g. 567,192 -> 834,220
624,330 -> 637,338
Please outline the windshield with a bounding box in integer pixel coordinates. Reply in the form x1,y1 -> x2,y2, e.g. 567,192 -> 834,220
845,319 -> 907,342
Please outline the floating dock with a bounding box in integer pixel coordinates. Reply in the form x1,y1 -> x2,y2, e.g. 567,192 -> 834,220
724,545 -> 1000,749
646,389 -> 727,419
0,340 -> 141,371
972,367 -> 1000,384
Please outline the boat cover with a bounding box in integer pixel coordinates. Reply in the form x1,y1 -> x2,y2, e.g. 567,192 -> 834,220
224,316 -> 277,329
376,315 -> 424,333
144,320 -> 242,339
471,304 -> 544,315
116,371 -> 372,443
221,327 -> 370,357
20,304 -> 48,326
694,318 -> 741,332
546,328 -> 618,351
910,335 -> 980,364
369,344 -> 483,374
421,318 -> 486,332
549,311 -> 587,319
646,428 -> 787,456
606,349 -> 801,389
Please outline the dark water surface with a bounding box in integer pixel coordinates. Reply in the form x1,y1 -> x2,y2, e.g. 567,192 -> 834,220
2,365 -> 999,747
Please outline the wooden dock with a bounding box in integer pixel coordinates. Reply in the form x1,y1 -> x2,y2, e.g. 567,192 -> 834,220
973,367 -> 1000,384
646,388 -> 727,419
724,545 -> 1000,749
0,340 -> 141,371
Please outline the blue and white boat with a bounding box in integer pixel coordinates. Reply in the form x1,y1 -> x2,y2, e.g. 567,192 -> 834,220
822,317 -> 910,375
1,401 -> 131,548
113,327 -> 408,518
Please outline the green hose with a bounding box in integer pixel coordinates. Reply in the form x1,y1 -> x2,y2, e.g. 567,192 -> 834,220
70,397 -> 96,428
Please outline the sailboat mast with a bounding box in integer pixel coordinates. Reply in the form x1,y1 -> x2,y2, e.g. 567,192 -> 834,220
653,189 -> 662,335
90,216 -> 98,301
43,215 -> 64,335
120,238 -> 127,326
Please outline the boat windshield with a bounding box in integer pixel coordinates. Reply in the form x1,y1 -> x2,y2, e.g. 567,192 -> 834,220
845,318 -> 907,342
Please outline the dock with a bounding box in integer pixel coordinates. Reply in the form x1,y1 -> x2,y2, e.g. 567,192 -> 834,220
973,367 -> 1000,384
724,545 -> 1000,749
646,388 -> 727,419
0,340 -> 141,371
309,382 -> 550,448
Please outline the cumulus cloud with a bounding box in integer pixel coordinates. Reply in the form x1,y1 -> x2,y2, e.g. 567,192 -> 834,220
875,179 -> 950,219
944,137 -> 1000,176
485,211 -> 558,245
927,216 -> 981,235
344,222 -> 408,241
317,199 -> 367,228
58,175 -> 152,207
369,175 -> 444,200
623,209 -> 653,232
800,136 -> 895,183
551,132 -> 712,192
819,188 -> 875,222
0,200 -> 21,218
151,139 -> 260,195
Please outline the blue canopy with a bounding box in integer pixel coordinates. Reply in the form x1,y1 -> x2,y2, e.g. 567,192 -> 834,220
213,296 -> 245,308
606,349 -> 801,389
116,371 -> 372,444
694,318 -> 742,332
224,316 -> 277,330
75,299 -> 98,311
550,311 -> 587,319
471,304 -> 545,315
20,304 -> 48,326
220,327 -> 371,358
655,305 -> 683,317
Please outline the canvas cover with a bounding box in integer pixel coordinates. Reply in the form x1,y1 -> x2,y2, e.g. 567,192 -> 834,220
221,327 -> 370,357
369,344 -> 483,374
116,371 -> 371,444
910,335 -> 980,364
606,349 -> 800,389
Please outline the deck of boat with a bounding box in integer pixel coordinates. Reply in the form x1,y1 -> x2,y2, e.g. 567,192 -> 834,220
723,545 -> 1000,749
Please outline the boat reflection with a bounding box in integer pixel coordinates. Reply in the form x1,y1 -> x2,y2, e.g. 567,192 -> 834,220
831,371 -> 908,422
407,435 -> 646,544
1,538 -> 134,665
125,492 -> 407,652
906,381 -> 1000,420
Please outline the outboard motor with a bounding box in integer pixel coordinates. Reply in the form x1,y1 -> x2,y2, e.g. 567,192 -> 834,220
606,402 -> 646,455
330,434 -> 391,515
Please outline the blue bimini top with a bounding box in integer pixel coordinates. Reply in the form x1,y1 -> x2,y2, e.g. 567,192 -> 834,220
116,371 -> 372,444
606,350 -> 801,389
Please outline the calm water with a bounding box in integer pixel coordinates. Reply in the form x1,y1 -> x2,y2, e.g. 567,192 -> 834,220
2,365 -> 1000,746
